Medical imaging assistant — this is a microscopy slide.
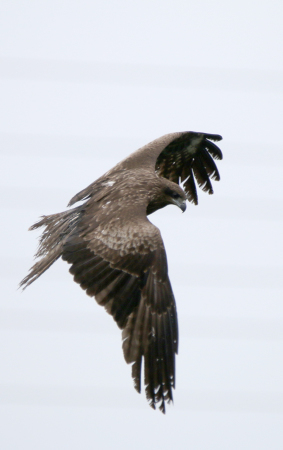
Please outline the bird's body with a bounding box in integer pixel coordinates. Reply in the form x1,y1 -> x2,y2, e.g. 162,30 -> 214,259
21,131 -> 223,413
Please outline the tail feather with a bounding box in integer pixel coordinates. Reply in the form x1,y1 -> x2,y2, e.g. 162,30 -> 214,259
20,206 -> 82,289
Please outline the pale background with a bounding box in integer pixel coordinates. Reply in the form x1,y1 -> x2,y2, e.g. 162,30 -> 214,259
1,1 -> 283,449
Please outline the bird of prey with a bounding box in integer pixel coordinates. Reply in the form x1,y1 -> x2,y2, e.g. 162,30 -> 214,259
20,131 -> 223,413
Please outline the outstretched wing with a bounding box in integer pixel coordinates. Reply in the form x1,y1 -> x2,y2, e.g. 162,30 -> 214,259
62,200 -> 178,413
155,132 -> 222,205
67,131 -> 222,209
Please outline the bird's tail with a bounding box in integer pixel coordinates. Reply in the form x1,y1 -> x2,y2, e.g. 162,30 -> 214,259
20,206 -> 83,289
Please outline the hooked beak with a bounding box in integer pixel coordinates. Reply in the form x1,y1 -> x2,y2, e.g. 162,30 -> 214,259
180,200 -> 187,213
172,198 -> 186,213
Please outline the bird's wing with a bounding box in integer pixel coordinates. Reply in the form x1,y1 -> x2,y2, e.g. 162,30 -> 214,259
62,199 -> 178,413
154,132 -> 223,205
68,131 -> 222,208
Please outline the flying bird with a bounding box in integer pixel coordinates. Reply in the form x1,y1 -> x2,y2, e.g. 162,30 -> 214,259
20,131 -> 223,413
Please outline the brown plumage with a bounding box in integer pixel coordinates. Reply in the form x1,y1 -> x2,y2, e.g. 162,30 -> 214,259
20,131 -> 223,413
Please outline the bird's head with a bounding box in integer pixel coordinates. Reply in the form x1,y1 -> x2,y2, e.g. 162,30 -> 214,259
163,184 -> 187,213
147,178 -> 187,215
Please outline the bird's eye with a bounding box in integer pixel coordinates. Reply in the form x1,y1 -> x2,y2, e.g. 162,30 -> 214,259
164,187 -> 180,199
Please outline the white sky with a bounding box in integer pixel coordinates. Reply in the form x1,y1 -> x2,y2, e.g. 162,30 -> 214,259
1,1 -> 283,449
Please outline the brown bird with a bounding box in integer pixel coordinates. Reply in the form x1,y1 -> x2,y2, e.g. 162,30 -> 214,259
20,131 -> 223,413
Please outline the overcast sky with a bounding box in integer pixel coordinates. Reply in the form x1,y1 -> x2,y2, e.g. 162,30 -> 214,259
1,1 -> 283,449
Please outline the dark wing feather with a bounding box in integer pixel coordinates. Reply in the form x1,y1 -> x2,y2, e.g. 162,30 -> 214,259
121,257 -> 178,413
61,206 -> 178,413
183,168 -> 198,204
155,132 -> 222,204
192,156 -> 213,194
199,147 -> 220,181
